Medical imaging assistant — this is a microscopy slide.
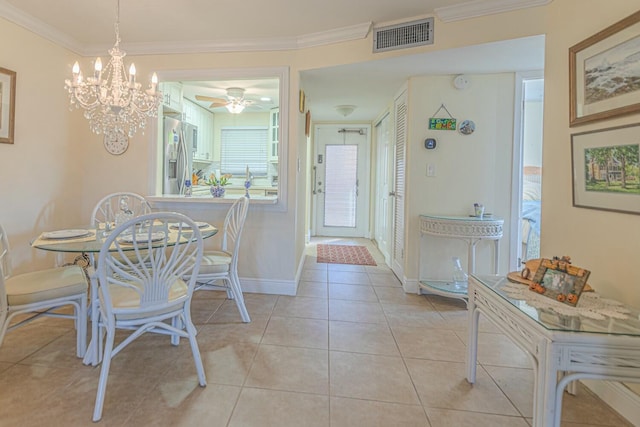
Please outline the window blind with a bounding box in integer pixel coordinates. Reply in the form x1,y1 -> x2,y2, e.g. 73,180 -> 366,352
220,127 -> 268,177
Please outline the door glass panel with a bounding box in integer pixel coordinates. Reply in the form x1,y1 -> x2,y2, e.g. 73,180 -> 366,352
324,145 -> 358,227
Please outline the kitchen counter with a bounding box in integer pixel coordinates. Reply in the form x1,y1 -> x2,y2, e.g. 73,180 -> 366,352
192,185 -> 277,197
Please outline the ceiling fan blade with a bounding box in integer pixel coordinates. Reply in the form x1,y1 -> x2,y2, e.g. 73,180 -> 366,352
195,95 -> 227,103
209,102 -> 228,108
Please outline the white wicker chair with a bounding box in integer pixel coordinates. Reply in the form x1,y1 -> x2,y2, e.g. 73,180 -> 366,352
92,212 -> 206,421
90,192 -> 152,226
0,224 -> 88,358
186,196 -> 251,322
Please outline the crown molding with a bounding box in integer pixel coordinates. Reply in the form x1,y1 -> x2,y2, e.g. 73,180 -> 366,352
87,22 -> 372,56
296,22 -> 372,49
0,0 -> 84,54
435,0 -> 552,23
0,0 -> 371,56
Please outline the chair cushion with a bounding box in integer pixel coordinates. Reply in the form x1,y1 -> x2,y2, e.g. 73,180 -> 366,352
5,266 -> 88,306
196,251 -> 231,275
104,277 -> 188,317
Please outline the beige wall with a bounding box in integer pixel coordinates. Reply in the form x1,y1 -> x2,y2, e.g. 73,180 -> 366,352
542,0 -> 640,308
407,73 -> 516,285
0,20 -> 84,271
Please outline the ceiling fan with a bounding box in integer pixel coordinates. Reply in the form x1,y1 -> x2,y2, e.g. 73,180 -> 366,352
195,87 -> 255,113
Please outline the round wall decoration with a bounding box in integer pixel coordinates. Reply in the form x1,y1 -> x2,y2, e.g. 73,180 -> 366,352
459,120 -> 476,135
104,131 -> 129,155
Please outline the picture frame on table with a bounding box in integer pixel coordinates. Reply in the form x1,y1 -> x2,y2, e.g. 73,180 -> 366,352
305,110 -> 311,137
571,123 -> 640,215
0,67 -> 16,144
530,258 -> 591,306
569,10 -> 640,126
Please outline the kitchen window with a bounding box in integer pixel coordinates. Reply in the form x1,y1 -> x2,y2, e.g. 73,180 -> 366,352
221,127 -> 268,177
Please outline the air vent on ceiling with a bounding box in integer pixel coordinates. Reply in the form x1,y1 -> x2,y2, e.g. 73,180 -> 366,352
373,18 -> 434,53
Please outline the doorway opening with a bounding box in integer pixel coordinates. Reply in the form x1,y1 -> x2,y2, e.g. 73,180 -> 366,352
512,73 -> 544,268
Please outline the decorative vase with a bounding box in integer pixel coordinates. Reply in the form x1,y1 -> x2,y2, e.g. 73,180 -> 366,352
210,185 -> 225,198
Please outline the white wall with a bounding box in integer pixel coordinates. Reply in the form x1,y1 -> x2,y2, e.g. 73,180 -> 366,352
406,74 -> 516,285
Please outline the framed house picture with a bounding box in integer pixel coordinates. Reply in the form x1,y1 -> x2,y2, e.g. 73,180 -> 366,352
0,67 -> 16,144
571,123 -> 640,215
569,10 -> 640,126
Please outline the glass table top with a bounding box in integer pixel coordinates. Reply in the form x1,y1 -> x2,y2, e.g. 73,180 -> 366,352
472,274 -> 640,337
32,224 -> 218,253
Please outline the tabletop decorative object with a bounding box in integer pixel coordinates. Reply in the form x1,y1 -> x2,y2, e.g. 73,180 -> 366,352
507,256 -> 591,306
244,165 -> 251,198
205,172 -> 231,198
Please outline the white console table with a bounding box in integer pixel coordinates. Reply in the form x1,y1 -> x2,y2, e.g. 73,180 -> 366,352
467,274 -> 640,427
418,214 -> 504,301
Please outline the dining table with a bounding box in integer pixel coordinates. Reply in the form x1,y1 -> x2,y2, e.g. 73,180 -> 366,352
31,221 -> 218,366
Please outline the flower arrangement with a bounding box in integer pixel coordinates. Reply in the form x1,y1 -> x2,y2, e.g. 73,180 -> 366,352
204,173 -> 232,186
205,173 -> 232,197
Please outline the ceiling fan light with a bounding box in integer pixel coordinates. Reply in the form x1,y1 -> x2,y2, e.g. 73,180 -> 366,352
226,102 -> 245,114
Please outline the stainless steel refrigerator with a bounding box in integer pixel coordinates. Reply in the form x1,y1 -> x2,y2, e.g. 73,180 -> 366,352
163,116 -> 197,195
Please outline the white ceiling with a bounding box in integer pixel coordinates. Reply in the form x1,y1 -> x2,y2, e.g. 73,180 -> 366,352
0,0 -> 546,121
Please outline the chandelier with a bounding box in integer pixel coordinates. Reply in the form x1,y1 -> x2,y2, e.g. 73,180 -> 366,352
64,0 -> 161,138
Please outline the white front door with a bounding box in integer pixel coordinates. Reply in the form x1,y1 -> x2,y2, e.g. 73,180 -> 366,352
314,124 -> 370,237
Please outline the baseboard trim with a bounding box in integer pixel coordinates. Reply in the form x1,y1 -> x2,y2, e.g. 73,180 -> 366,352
582,380 -> 640,426
403,277 -> 419,294
241,277 -> 297,296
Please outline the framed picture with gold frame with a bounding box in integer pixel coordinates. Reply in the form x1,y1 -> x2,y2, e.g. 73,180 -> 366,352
569,10 -> 640,126
299,90 -> 305,114
0,67 -> 16,144
530,258 -> 591,306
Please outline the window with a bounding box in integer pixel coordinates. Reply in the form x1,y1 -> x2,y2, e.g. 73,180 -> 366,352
221,127 -> 268,177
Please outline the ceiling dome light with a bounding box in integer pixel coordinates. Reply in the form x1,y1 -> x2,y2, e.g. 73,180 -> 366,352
335,105 -> 357,117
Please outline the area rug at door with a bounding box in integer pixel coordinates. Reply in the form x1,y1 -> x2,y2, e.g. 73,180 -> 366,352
316,244 -> 377,266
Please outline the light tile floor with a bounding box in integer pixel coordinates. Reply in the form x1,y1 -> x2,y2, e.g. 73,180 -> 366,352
0,237 -> 634,426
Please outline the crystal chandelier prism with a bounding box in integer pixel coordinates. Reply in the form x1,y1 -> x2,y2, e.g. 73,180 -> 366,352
64,0 -> 161,138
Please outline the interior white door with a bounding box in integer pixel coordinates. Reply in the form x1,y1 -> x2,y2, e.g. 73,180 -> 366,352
391,91 -> 407,279
314,125 -> 370,237
374,113 -> 392,263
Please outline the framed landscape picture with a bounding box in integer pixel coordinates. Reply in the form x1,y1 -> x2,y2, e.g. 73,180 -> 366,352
569,10 -> 640,126
0,67 -> 16,144
571,123 -> 640,215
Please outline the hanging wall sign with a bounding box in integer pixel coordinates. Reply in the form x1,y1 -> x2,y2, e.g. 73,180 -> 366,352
428,104 -> 457,130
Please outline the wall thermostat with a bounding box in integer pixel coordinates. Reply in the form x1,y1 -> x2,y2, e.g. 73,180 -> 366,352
424,138 -> 436,149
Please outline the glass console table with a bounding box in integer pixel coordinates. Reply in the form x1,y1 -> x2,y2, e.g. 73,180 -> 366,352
418,214 -> 504,301
468,274 -> 640,427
